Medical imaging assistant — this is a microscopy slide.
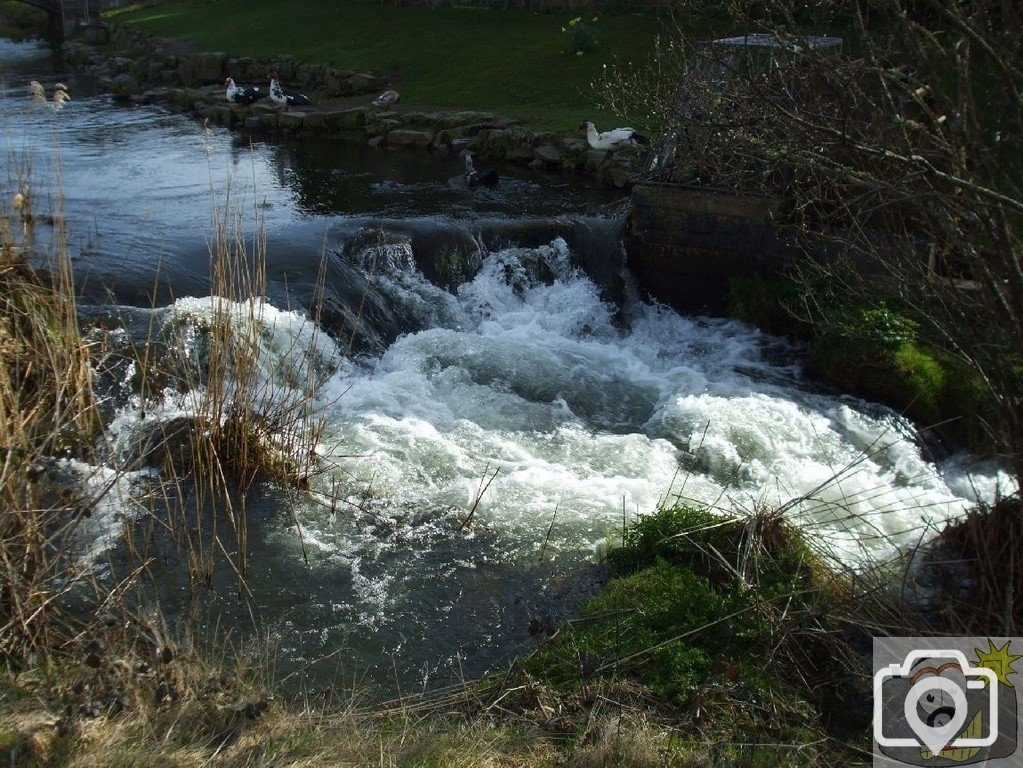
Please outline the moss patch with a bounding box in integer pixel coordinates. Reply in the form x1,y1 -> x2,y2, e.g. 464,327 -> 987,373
525,506 -> 865,766
730,273 -> 997,445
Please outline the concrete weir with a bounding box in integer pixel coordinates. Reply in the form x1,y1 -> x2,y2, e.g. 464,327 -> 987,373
625,183 -> 796,315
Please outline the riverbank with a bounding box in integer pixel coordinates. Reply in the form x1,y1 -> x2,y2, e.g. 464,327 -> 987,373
8,496 -> 1014,766
0,505 -> 885,767
59,24 -> 650,189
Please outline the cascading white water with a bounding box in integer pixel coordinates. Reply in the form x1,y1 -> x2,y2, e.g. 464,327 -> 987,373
3,33 -> 1009,678
96,235 -> 1012,680
311,236 -> 1008,561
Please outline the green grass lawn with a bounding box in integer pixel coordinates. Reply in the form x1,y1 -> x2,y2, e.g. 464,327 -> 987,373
108,0 -> 666,131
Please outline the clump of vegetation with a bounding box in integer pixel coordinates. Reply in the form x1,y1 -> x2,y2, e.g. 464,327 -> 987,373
523,506 -> 872,766
0,181 -> 100,657
562,15 -> 600,56
931,495 -> 1023,635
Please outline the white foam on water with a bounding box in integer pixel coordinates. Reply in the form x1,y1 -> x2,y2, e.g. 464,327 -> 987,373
93,237 -> 1015,650
300,239 -> 1013,572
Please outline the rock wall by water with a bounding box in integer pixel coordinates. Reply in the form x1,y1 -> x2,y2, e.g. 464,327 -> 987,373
625,183 -> 796,314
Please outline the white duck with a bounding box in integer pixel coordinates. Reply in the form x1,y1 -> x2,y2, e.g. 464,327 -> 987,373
224,77 -> 264,107
269,71 -> 313,108
579,121 -> 648,150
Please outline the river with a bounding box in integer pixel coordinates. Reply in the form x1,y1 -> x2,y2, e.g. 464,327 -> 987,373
0,37 -> 1011,690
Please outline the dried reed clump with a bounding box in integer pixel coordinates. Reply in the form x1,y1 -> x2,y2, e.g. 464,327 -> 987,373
0,195 -> 99,658
28,80 -> 70,111
931,496 -> 1023,635
118,180 -> 331,584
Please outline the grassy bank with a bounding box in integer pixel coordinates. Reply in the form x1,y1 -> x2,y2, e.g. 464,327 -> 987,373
0,1 -> 49,39
107,0 -> 666,131
3,502 -> 946,767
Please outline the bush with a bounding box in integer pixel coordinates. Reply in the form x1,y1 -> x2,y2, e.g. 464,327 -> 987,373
812,305 -> 955,426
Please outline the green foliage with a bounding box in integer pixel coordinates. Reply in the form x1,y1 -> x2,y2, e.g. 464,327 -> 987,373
812,305 -> 945,422
524,506 -> 864,765
731,273 -> 997,445
817,304 -> 918,355
529,507 -> 827,704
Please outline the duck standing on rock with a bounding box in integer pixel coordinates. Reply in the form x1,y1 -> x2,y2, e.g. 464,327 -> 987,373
269,71 -> 313,108
462,151 -> 499,188
579,121 -> 648,150
224,77 -> 265,107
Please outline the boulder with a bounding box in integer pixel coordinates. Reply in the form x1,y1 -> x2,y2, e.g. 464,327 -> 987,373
296,63 -> 325,88
300,112 -> 327,131
109,73 -> 139,98
169,87 -> 202,109
272,56 -> 299,82
227,57 -> 262,83
321,107 -> 369,130
194,52 -> 228,83
349,73 -> 388,94
278,111 -> 307,131
534,144 -> 563,164
506,144 -> 535,162
387,129 -> 434,149
177,57 -> 197,86
322,69 -> 345,95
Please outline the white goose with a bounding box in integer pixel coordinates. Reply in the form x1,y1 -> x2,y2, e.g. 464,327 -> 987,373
579,121 -> 648,150
372,89 -> 401,109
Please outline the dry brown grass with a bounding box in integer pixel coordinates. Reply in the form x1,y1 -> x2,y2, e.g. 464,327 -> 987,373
929,496 -> 1023,635
0,178 -> 102,657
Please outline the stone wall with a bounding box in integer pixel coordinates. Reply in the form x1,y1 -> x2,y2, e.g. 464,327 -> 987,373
625,183 -> 796,314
